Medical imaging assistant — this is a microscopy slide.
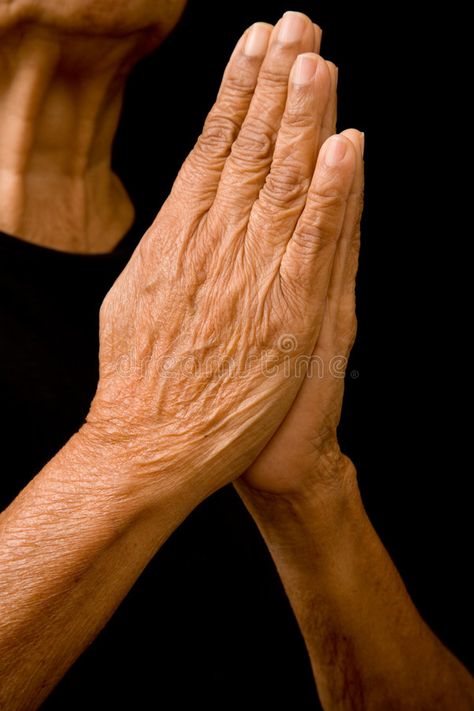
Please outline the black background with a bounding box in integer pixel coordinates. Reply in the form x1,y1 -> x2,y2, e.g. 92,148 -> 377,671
45,1 -> 472,708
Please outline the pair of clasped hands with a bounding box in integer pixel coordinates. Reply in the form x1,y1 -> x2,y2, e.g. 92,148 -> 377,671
87,10 -> 363,515
4,11 -> 474,711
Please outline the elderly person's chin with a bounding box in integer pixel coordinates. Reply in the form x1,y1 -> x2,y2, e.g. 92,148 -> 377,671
0,0 -> 188,36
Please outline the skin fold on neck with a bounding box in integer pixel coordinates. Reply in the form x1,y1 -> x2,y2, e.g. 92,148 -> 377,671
0,23 -> 152,254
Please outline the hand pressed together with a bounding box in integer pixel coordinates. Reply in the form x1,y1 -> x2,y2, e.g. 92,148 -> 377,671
86,13 -> 362,499
3,8 -> 474,711
243,127 -> 364,497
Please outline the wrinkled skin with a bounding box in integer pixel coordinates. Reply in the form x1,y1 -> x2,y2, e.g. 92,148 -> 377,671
0,0 -> 188,251
0,0 -> 187,36
86,15 -> 361,499
5,9 -> 473,711
244,133 -> 364,495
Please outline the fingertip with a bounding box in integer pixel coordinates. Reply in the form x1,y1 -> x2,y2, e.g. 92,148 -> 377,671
290,53 -> 331,106
322,134 -> 356,168
314,58 -> 332,105
340,128 -> 365,159
273,11 -> 314,47
243,22 -> 273,57
317,56 -> 333,84
313,23 -> 322,52
291,52 -> 320,85
325,60 -> 339,88
302,16 -> 317,48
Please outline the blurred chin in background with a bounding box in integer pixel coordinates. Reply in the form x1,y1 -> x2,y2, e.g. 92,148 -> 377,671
0,0 -> 188,37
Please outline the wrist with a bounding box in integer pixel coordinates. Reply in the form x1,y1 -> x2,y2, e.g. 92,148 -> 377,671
58,424 -> 206,531
236,455 -> 366,567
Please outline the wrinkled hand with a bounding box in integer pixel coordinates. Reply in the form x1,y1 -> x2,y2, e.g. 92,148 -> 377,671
240,118 -> 364,497
85,12 -> 360,500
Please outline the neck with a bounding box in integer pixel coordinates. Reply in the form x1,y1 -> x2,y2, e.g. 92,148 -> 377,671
0,24 -> 145,253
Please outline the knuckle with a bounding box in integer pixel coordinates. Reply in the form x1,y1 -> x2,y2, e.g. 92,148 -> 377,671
198,113 -> 240,156
284,106 -> 318,129
261,165 -> 310,209
258,62 -> 294,93
293,220 -> 322,251
225,55 -> 262,93
308,193 -> 346,222
232,117 -> 276,164
284,89 -> 320,128
316,170 -> 351,200
281,259 -> 315,298
295,196 -> 345,252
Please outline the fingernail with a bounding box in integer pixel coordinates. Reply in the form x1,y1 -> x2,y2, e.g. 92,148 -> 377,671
293,54 -> 318,85
359,132 -> 365,158
279,11 -> 307,44
325,136 -> 347,166
244,23 -> 270,57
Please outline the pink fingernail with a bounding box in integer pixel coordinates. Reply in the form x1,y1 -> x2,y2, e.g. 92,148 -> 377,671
278,11 -> 307,44
325,136 -> 348,166
244,23 -> 271,57
293,54 -> 318,85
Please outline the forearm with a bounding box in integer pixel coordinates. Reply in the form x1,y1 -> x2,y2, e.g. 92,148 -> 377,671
237,460 -> 473,710
0,428 -> 202,710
